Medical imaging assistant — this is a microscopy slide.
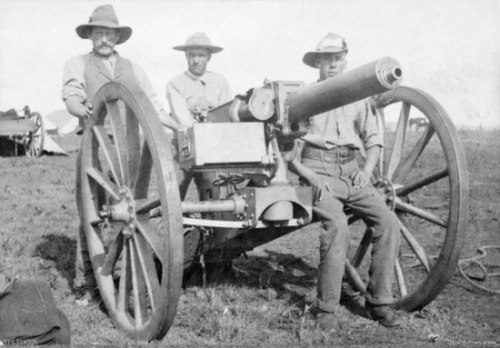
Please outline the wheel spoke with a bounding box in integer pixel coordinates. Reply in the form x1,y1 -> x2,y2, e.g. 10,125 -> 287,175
375,109 -> 385,177
134,143 -> 153,199
345,259 -> 367,294
395,168 -> 449,197
106,101 -> 129,186
133,231 -> 161,312
135,198 -> 161,215
86,167 -> 120,201
398,219 -> 432,272
135,216 -> 165,263
385,102 -> 411,178
117,244 -> 131,313
392,127 -> 435,183
351,228 -> 372,267
92,125 -> 122,186
126,106 -> 141,189
395,197 -> 447,227
394,257 -> 408,297
128,239 -> 145,327
101,232 -> 124,276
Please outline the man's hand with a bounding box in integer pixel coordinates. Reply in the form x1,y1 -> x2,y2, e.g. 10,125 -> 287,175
65,98 -> 93,120
350,169 -> 371,190
304,173 -> 331,205
81,102 -> 93,119
188,97 -> 214,114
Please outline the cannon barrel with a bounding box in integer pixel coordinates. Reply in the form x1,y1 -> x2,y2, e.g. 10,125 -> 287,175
287,56 -> 402,123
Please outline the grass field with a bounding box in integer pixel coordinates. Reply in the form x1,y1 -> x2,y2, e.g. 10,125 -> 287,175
0,129 -> 499,346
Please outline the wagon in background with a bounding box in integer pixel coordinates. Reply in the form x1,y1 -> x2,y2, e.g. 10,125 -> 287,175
0,106 -> 45,157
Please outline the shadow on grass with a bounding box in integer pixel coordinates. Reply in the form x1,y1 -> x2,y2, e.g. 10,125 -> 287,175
34,234 -> 76,288
185,250 -> 367,319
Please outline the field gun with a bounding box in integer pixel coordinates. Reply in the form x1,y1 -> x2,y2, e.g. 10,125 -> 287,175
174,56 -> 402,236
76,56 -> 468,340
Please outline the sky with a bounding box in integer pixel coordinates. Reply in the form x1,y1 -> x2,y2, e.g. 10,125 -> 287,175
0,0 -> 499,128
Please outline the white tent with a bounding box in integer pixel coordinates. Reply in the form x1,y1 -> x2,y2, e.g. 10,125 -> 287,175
44,109 -> 78,135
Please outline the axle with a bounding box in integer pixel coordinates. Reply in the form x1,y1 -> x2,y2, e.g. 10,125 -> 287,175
103,195 -> 247,223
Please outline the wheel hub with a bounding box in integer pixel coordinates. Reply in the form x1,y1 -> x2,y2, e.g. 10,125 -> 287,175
99,186 -> 136,233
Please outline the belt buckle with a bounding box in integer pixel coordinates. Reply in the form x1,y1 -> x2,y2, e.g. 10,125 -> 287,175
337,148 -> 352,164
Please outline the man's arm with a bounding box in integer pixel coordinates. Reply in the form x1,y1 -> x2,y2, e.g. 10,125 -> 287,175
158,109 -> 183,131
287,140 -> 325,204
350,99 -> 384,189
166,80 -> 196,127
350,145 -> 381,190
62,56 -> 92,120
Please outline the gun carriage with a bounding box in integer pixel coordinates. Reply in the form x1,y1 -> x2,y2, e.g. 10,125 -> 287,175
77,57 -> 469,340
0,106 -> 44,157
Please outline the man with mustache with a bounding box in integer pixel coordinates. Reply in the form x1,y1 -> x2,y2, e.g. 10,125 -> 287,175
61,4 -> 181,297
288,33 -> 403,332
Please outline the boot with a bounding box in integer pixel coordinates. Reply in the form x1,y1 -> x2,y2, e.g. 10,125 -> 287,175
316,311 -> 340,333
367,304 -> 403,327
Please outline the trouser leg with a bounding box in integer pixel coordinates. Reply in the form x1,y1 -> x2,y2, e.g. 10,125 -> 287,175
74,224 -> 95,287
314,196 -> 349,312
347,186 -> 400,305
74,152 -> 95,288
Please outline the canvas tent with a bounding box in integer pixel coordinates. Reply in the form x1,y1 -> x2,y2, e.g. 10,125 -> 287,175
44,109 -> 78,135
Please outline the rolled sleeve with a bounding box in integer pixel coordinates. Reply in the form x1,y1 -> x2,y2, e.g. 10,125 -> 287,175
61,56 -> 87,102
360,100 -> 384,149
359,99 -> 383,149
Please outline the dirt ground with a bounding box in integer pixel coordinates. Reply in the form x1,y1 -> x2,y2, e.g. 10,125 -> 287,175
0,129 -> 499,347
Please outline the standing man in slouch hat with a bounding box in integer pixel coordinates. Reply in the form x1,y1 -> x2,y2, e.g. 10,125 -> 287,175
61,4 -> 181,296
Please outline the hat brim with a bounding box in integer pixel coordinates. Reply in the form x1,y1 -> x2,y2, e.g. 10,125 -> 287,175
172,44 -> 223,54
302,48 -> 348,68
76,23 -> 132,44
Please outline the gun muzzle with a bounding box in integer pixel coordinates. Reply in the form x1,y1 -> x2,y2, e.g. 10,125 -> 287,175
287,56 -> 403,122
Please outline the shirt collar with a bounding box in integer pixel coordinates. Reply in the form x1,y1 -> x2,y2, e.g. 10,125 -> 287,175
185,70 -> 208,84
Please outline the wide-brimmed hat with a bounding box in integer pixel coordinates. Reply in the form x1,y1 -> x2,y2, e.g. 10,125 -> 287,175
302,33 -> 348,68
173,32 -> 223,54
75,4 -> 132,44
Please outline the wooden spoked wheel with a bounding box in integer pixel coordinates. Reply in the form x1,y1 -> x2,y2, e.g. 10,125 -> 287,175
348,86 -> 469,311
78,82 -> 183,340
25,112 -> 44,157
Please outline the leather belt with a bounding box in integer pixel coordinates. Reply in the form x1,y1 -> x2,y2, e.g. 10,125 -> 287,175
302,145 -> 356,164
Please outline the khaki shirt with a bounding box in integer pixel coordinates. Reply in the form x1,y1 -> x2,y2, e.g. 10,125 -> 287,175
301,98 -> 383,151
166,70 -> 232,126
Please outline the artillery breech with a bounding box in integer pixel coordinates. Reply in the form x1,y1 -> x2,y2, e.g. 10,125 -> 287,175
287,56 -> 402,123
